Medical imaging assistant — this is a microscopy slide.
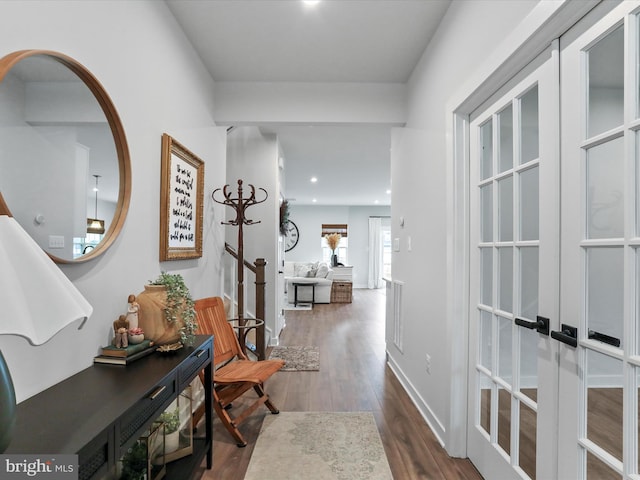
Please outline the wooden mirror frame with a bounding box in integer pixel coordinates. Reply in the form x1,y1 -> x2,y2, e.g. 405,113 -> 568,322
0,50 -> 131,263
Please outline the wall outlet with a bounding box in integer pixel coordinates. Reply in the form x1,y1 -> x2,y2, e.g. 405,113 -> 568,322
425,354 -> 431,374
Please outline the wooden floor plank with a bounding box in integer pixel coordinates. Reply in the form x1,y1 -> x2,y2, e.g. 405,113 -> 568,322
200,288 -> 481,479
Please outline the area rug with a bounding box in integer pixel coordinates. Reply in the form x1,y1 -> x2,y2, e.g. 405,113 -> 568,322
244,412 -> 393,480
283,302 -> 312,311
268,345 -> 319,371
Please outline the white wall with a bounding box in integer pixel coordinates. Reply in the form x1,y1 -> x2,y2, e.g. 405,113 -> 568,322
389,0 -> 540,450
225,127 -> 280,345
214,82 -> 406,126
0,1 -> 226,402
0,71 -> 118,259
287,204 -> 390,288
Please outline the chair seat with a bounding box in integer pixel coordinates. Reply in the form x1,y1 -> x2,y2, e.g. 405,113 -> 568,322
215,359 -> 285,385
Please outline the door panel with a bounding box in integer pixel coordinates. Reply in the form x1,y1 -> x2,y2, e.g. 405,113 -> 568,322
468,45 -> 557,480
558,2 -> 640,478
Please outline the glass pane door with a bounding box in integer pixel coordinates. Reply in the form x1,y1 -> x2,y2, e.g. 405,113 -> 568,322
468,45 -> 557,479
558,3 -> 640,478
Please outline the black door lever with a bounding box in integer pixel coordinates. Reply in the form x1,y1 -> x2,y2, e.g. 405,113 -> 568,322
551,324 -> 577,348
588,330 -> 620,348
515,316 -> 550,335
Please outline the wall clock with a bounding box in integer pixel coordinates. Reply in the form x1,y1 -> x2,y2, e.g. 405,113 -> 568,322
283,220 -> 299,252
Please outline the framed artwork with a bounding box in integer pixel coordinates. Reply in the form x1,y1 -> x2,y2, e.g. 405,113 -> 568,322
159,133 -> 205,261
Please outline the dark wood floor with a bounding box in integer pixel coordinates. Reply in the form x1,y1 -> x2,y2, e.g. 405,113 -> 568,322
200,288 -> 482,480
480,385 -> 626,479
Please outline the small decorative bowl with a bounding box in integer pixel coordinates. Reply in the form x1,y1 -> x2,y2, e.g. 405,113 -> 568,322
128,333 -> 145,344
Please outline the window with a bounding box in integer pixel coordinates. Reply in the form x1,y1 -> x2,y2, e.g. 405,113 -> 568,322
382,224 -> 391,277
321,223 -> 348,265
321,237 -> 348,264
73,233 -> 102,258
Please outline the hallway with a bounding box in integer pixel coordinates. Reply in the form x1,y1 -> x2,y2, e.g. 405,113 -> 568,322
203,289 -> 481,479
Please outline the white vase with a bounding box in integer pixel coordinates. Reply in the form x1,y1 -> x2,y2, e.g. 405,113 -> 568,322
164,429 -> 180,454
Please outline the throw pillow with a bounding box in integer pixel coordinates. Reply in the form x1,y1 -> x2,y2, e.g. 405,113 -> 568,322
294,263 -> 304,276
296,265 -> 310,277
307,267 -> 318,277
316,263 -> 329,278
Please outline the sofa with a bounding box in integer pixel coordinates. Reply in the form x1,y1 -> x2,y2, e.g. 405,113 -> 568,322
284,261 -> 334,304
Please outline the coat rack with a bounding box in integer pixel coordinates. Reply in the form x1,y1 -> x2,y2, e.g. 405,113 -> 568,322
212,179 -> 268,325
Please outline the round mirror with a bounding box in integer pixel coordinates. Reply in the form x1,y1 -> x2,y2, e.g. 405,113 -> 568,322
0,50 -> 131,263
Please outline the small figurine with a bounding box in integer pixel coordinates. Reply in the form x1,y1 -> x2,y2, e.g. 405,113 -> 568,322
113,315 -> 130,348
125,294 -> 140,329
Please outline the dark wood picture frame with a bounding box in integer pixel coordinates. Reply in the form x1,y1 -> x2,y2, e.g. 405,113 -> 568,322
160,133 -> 204,261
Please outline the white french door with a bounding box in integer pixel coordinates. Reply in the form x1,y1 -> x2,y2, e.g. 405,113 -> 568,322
467,43 -> 559,480
558,2 -> 640,478
468,2 -> 640,479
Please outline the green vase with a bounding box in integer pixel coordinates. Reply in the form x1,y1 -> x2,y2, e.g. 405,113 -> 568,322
0,350 -> 16,453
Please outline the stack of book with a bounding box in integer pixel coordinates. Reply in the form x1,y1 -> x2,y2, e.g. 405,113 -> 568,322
93,339 -> 156,365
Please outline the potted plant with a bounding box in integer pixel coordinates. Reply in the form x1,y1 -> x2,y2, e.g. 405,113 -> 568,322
136,273 -> 198,345
120,441 -> 147,480
279,199 -> 290,235
158,408 -> 180,454
325,233 -> 341,267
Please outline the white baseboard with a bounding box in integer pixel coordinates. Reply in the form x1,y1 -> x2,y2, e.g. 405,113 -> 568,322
386,351 -> 447,448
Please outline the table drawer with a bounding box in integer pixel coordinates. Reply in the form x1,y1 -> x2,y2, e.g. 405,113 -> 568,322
78,430 -> 110,480
118,374 -> 177,450
178,339 -> 212,390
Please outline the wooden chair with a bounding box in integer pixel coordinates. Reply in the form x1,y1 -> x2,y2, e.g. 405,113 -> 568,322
194,296 -> 284,447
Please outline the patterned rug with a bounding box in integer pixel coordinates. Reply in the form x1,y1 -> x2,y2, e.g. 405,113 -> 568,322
268,345 -> 319,371
283,302 -> 312,311
244,412 -> 393,480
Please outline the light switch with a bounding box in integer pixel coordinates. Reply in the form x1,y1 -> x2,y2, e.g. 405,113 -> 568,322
393,238 -> 400,252
49,235 -> 65,249
407,236 -> 412,252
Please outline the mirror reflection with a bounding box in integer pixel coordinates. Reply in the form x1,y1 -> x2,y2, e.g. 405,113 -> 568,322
0,53 -> 122,262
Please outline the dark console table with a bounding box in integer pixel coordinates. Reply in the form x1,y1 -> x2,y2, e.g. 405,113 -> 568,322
5,335 -> 213,480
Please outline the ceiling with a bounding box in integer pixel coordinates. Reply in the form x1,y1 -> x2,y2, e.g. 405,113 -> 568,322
166,0 -> 451,206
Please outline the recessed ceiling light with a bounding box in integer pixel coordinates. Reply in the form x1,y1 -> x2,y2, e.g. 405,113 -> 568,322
310,177 -> 318,183
374,200 -> 379,204
386,189 -> 391,194
303,0 -> 321,6
312,198 -> 317,203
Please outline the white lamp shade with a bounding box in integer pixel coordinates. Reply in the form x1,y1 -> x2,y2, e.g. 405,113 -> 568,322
0,216 -> 93,345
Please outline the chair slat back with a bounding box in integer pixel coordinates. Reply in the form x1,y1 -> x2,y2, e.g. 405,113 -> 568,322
195,297 -> 245,365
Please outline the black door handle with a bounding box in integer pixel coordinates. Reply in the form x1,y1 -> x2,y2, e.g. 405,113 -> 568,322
515,316 -> 549,335
551,324 -> 577,348
588,330 -> 620,348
